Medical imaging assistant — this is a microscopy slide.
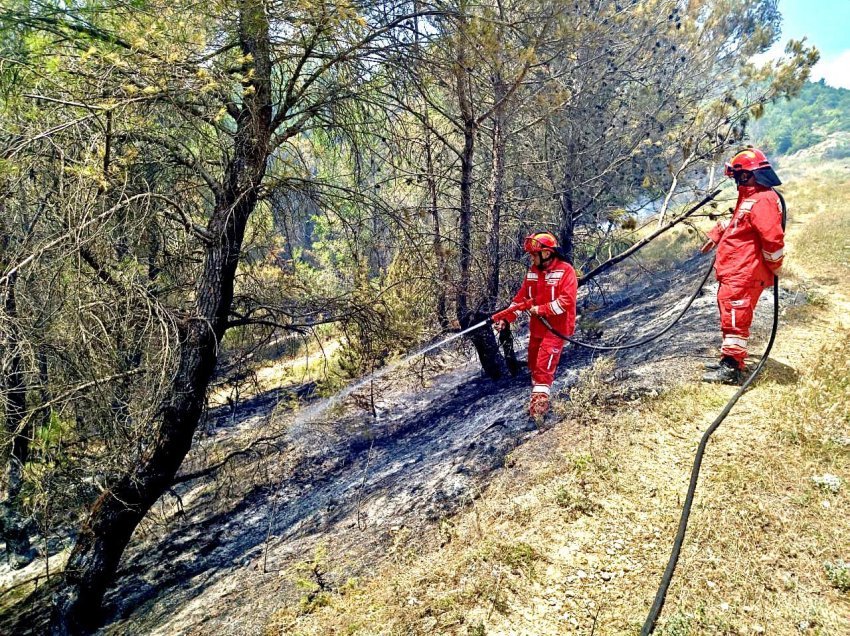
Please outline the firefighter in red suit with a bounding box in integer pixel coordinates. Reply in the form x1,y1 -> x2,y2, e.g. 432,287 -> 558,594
700,148 -> 785,384
492,232 -> 578,418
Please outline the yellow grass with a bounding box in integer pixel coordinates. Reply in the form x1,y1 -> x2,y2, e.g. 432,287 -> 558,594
264,156 -> 850,636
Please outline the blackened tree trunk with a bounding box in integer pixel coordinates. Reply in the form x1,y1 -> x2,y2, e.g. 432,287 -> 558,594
413,1 -> 449,328
485,73 -> 506,307
1,272 -> 36,568
49,3 -> 273,633
453,33 -> 505,380
558,186 -> 576,265
455,71 -> 475,321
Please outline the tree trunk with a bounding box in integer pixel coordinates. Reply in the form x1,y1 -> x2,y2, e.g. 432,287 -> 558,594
414,1 -> 449,329
453,36 -> 504,380
455,83 -> 475,319
51,176 -> 265,636
50,2 -> 273,633
558,186 -> 576,265
485,74 -> 506,308
424,126 -> 449,328
1,272 -> 36,568
545,125 -> 576,266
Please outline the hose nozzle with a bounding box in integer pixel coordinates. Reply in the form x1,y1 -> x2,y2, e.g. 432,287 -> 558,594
491,299 -> 533,324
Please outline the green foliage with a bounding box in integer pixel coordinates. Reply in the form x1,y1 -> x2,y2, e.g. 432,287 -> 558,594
468,623 -> 486,636
295,544 -> 334,615
753,80 -> 850,155
824,560 -> 850,593
34,409 -> 66,449
554,485 -> 597,519
658,611 -> 692,636
334,253 -> 431,381
481,541 -> 540,579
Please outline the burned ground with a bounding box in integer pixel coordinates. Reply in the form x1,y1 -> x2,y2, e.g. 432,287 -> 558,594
0,250 -> 800,636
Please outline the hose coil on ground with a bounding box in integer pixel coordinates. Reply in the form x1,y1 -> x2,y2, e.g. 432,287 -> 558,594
639,190 -> 786,634
534,192 -> 788,635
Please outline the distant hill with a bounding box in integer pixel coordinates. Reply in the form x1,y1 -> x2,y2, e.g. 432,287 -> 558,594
752,79 -> 850,156
783,131 -> 850,163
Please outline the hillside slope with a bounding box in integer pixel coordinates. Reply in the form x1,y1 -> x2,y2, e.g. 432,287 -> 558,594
0,199 -> 740,633
2,153 -> 847,636
270,156 -> 850,635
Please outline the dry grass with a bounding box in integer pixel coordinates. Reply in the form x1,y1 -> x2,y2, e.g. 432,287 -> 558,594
207,335 -> 344,409
780,163 -> 850,286
264,156 -> 850,636
658,331 -> 850,636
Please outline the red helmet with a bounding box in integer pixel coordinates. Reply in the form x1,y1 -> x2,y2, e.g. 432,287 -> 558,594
523,232 -> 558,254
724,148 -> 772,177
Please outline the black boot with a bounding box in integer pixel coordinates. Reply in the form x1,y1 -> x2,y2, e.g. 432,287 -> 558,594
702,356 -> 742,385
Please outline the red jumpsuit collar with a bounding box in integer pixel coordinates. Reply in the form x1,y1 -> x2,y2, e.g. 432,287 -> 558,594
737,184 -> 770,198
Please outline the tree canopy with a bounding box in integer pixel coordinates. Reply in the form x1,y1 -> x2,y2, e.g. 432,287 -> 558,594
0,1 -> 817,632
753,79 -> 850,155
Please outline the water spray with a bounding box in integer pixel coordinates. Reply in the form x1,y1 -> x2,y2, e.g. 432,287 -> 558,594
293,319 -> 491,426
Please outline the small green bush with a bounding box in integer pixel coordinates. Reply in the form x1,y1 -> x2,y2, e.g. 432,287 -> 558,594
824,560 -> 850,592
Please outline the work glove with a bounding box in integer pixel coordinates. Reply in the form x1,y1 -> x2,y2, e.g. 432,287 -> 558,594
701,219 -> 730,253
491,299 -> 533,326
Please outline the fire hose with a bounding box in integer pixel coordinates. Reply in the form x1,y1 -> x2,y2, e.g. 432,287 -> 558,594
486,190 -> 787,634
490,253 -> 715,354
637,190 -> 786,634
559,253 -> 715,352
490,189 -> 722,352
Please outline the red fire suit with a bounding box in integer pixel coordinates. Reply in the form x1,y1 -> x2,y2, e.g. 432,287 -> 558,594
502,258 -> 578,396
705,184 -> 784,368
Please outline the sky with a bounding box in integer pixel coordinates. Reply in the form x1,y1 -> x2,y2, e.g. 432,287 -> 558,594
755,0 -> 850,89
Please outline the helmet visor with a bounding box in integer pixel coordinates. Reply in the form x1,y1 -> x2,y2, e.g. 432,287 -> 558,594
523,235 -> 551,253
